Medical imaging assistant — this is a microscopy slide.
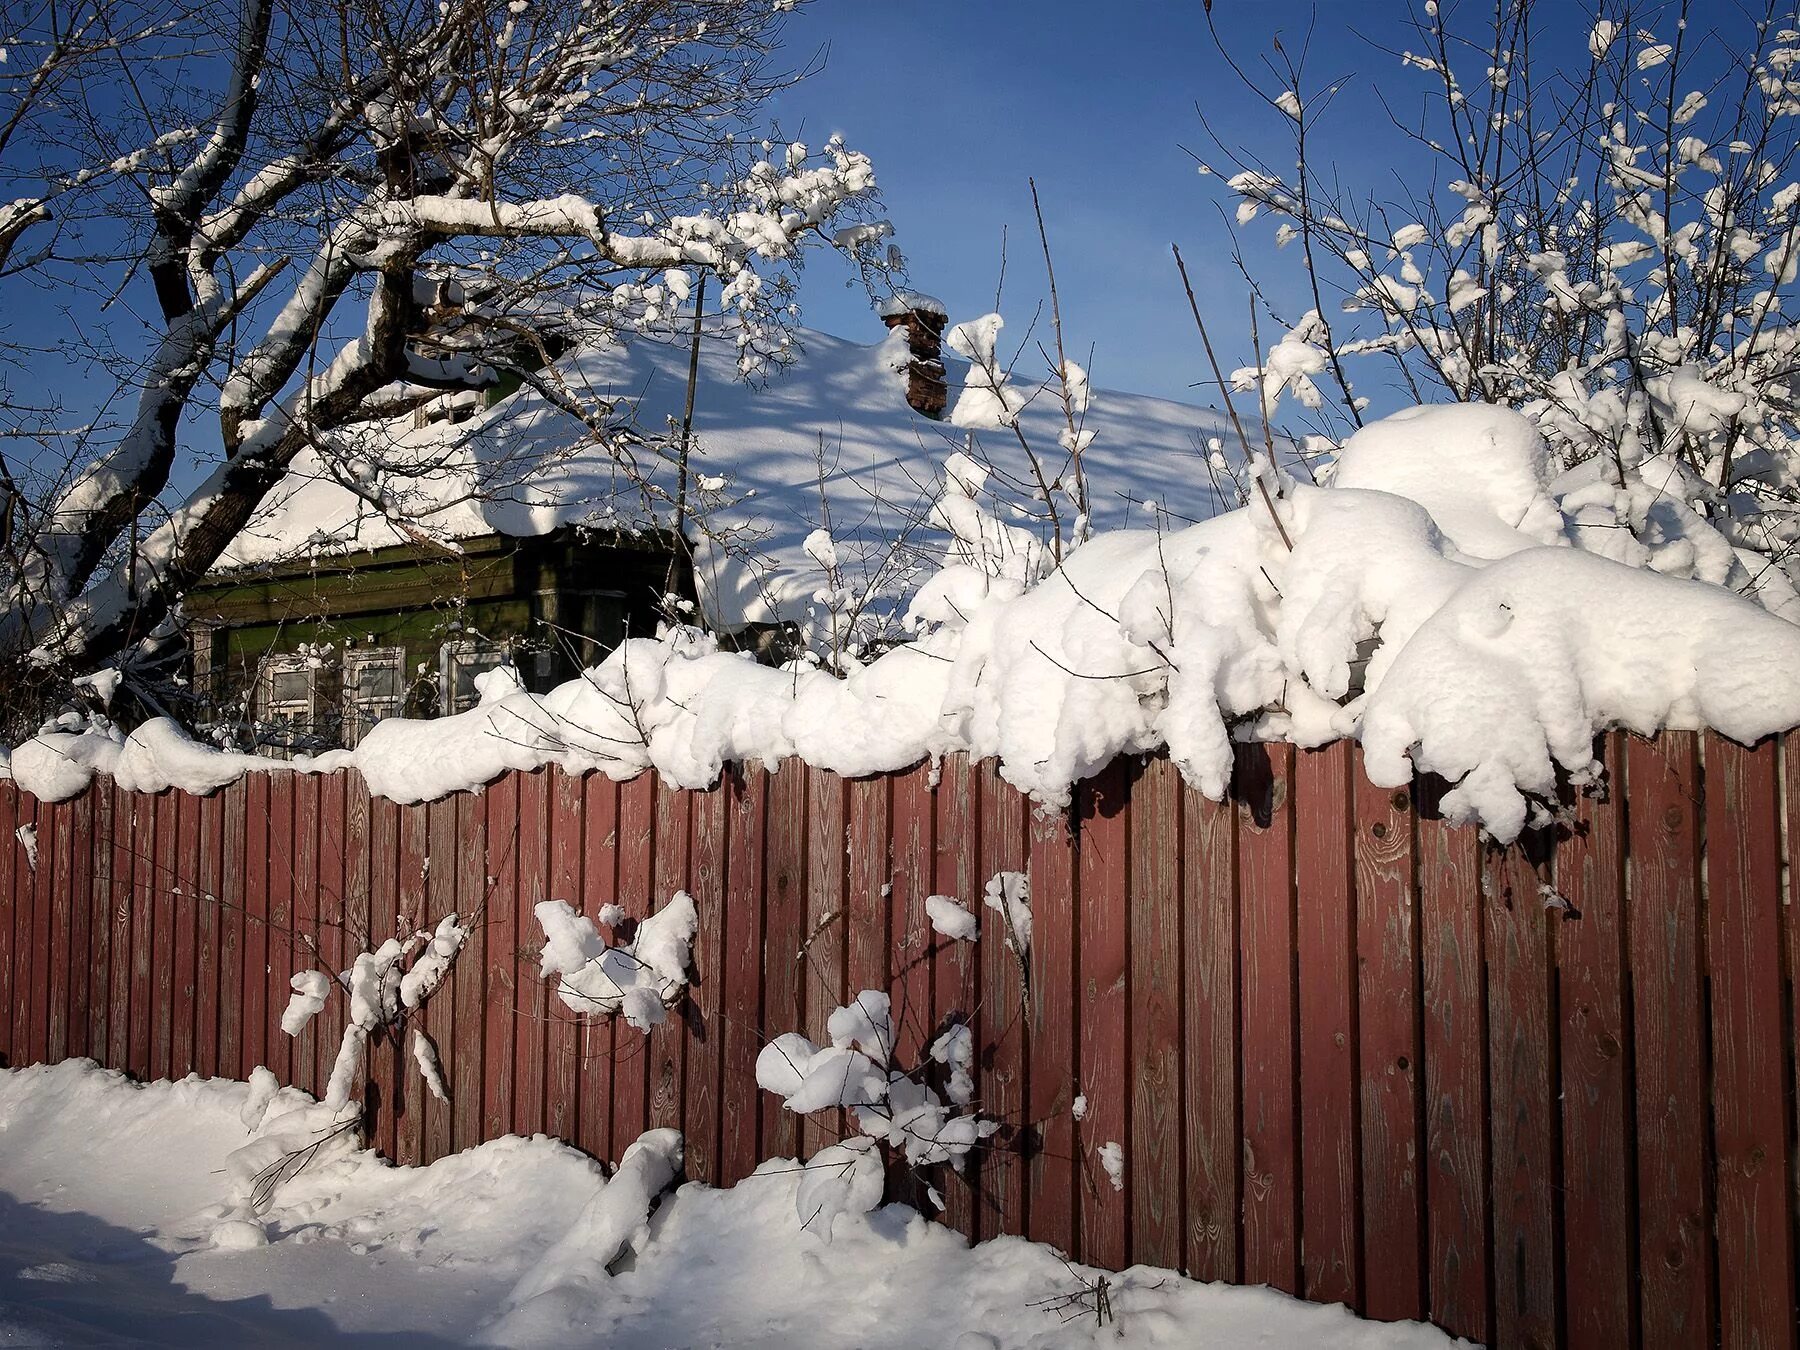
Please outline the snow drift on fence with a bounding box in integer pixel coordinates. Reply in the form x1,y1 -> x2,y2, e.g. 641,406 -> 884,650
9,403 -> 1800,840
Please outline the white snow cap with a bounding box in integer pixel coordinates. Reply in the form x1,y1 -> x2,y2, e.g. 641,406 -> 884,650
13,402 -> 1799,845
875,290 -> 947,319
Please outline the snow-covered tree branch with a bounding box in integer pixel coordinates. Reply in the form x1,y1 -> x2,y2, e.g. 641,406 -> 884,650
0,0 -> 888,705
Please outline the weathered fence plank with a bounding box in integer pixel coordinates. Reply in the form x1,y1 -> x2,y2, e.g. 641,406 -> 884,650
1484,833 -> 1560,1350
576,774 -> 620,1162
0,783 -> 17,1064
1417,781 -> 1491,1346
804,765 -> 846,1161
1296,741 -> 1360,1309
887,760 -> 933,1210
1352,768 -> 1423,1323
684,779 -> 727,1184
1624,731 -> 1712,1349
546,768 -> 584,1147
442,792 -> 478,1166
718,763 -> 765,1182
1555,733 -> 1633,1350
650,776 -> 690,1138
1181,779 -> 1238,1285
759,761 -> 806,1165
1237,743 -> 1299,1295
1076,759 -> 1130,1271
1025,787 -> 1078,1256
513,769 -> 550,1140
1702,733 -> 1798,1350
935,753 -> 980,1234
1128,755 -> 1182,1271
977,759 -> 1027,1239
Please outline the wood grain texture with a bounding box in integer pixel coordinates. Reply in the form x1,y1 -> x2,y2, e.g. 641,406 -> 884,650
718,764 -> 765,1183
1614,769 -> 1707,1350
1350,764 -> 1423,1323
934,754 -> 980,1234
263,777 -> 293,1087
802,765 -> 846,1161
314,775 -> 347,1101
195,788 -> 223,1078
1236,743 -> 1299,1295
613,772 -> 657,1153
1416,781 -> 1491,1345
1702,734 -> 1797,1350
150,791 -> 176,1082
1484,833 -> 1560,1350
886,760 -> 935,1212
1295,742 -> 1360,1309
512,770 -> 550,1140
393,800 -> 428,1167
432,792 -> 469,1160
759,762 -> 807,1165
1181,780 -> 1238,1284
39,797 -> 62,1066
1555,735 -> 1634,1350
89,784 -> 117,1071
289,776 -> 319,1095
976,762 -> 1027,1240
649,777 -> 690,1136
0,783 -> 16,1065
243,776 -> 272,1087
683,781 -> 727,1184
1025,788 -> 1078,1255
1076,759 -> 1130,1270
1128,756 -> 1182,1270
577,774 -> 620,1163
545,768 -> 584,1146
64,793 -> 93,1063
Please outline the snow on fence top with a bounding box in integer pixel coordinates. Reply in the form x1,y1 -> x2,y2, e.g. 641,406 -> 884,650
9,403 -> 1800,841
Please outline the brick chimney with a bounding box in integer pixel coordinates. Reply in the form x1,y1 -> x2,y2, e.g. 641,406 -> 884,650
877,291 -> 949,419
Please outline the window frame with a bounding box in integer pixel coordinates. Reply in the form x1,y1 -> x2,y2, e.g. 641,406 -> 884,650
342,645 -> 407,745
438,637 -> 508,715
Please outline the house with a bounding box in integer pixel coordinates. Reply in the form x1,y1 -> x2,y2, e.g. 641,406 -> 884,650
185,296 -> 1237,752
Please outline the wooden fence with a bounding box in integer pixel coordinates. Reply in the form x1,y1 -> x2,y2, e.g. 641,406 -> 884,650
1,732 -> 1796,1350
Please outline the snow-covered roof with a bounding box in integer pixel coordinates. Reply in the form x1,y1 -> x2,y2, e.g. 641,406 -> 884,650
218,325 -> 1237,629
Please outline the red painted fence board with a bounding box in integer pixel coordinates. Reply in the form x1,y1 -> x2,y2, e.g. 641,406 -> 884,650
5,731 -> 1798,1350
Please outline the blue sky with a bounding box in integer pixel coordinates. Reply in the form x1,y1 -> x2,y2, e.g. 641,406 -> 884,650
763,0 -> 1605,407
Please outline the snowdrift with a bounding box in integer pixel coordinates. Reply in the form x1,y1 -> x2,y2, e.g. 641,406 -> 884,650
10,404 -> 1799,842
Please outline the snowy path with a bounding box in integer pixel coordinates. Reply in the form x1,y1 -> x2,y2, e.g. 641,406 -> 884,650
0,1061 -> 1470,1348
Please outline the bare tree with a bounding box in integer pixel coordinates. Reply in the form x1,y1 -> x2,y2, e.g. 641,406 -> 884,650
0,0 -> 888,711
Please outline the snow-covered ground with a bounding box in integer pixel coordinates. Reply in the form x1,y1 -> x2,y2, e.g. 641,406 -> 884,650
0,1060 -> 1467,1348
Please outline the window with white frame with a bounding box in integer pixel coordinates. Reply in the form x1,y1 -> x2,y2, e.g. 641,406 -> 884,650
258,653 -> 328,754
439,638 -> 507,715
342,646 -> 405,745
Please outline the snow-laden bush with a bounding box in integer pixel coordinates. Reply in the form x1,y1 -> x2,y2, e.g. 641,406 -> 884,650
1201,3 -> 1800,610
535,892 -> 697,1032
279,912 -> 469,1113
757,985 -> 998,1232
